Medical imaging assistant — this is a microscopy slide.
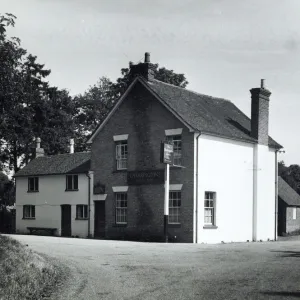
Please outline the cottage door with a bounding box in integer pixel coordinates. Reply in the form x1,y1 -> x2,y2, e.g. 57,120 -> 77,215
61,205 -> 72,237
94,201 -> 106,238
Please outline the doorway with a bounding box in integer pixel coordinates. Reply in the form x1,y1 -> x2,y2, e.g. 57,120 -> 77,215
61,205 -> 71,237
94,201 -> 106,238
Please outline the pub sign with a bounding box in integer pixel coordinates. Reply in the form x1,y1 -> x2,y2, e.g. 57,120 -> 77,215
160,142 -> 174,164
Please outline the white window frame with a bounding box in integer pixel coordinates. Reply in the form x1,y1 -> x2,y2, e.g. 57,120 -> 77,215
66,174 -> 78,191
169,191 -> 181,224
23,205 -> 35,219
28,177 -> 39,192
115,193 -> 127,224
76,204 -> 88,219
116,140 -> 128,170
166,135 -> 182,166
204,191 -> 216,226
292,207 -> 297,220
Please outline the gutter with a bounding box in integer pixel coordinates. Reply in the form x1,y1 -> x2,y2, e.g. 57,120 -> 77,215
85,172 -> 91,238
274,150 -> 278,241
195,132 -> 201,243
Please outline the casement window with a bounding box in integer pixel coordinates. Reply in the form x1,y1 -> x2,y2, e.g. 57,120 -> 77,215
169,191 -> 181,224
293,207 -> 297,220
66,175 -> 78,191
76,205 -> 88,219
28,177 -> 39,192
23,205 -> 35,219
166,135 -> 182,166
204,192 -> 216,226
116,141 -> 128,170
115,193 -> 127,224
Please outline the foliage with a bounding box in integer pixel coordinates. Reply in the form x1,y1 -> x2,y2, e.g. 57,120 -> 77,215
279,161 -> 300,195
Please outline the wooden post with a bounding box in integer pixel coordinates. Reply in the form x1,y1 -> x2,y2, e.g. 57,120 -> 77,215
164,163 -> 170,243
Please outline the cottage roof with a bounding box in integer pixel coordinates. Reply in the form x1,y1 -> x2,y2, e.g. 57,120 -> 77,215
87,77 -> 281,148
278,176 -> 300,206
14,152 -> 91,177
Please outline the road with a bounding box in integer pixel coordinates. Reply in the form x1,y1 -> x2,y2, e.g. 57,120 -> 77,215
8,235 -> 300,300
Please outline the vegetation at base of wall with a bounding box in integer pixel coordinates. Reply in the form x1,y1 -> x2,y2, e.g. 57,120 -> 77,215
282,229 -> 300,237
0,235 -> 62,300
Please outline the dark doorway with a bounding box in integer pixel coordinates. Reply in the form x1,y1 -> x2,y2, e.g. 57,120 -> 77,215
94,201 -> 105,238
61,205 -> 71,237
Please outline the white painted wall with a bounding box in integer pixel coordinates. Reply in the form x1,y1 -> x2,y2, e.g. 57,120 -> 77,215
196,134 -> 254,243
16,174 -> 95,238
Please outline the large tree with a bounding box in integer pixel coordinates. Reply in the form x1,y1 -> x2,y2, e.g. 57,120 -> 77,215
279,161 -> 300,195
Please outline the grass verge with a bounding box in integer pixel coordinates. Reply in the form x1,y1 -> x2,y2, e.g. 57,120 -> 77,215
0,235 -> 62,300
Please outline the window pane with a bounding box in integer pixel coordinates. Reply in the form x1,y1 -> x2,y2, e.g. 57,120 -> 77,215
67,176 -> 72,190
74,175 -> 78,190
32,206 -> 35,218
35,177 -> 39,191
29,178 -> 34,191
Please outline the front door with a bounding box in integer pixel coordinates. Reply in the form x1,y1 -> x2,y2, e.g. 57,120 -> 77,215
61,205 -> 71,237
94,201 -> 105,238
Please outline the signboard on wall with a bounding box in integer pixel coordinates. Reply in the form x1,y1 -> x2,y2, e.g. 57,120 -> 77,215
160,142 -> 174,164
127,170 -> 164,185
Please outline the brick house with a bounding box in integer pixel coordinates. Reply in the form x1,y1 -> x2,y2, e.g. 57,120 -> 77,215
278,176 -> 300,236
15,52 -> 282,243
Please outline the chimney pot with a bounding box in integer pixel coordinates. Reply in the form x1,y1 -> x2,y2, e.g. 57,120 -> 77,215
144,52 -> 150,63
261,79 -> 265,89
70,138 -> 74,154
36,137 -> 41,149
35,137 -> 44,157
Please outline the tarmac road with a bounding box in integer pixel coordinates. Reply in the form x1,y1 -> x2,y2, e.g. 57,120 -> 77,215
9,234 -> 300,300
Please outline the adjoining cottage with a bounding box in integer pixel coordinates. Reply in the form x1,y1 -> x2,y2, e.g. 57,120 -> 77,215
278,176 -> 300,236
15,53 -> 283,243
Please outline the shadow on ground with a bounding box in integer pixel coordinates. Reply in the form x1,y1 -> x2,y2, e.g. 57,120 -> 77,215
270,250 -> 300,258
260,291 -> 300,298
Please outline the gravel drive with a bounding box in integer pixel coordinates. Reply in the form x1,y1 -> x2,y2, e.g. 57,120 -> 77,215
7,235 -> 300,300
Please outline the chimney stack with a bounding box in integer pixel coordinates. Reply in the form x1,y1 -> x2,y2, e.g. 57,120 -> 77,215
70,138 -> 74,154
35,137 -> 44,158
250,79 -> 271,146
129,52 -> 155,82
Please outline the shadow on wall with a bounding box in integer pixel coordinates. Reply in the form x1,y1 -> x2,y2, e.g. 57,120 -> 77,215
260,291 -> 300,298
270,250 -> 300,258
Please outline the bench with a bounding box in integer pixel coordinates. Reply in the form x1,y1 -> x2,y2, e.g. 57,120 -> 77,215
27,227 -> 57,236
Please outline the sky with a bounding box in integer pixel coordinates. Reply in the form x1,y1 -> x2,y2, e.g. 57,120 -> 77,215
2,0 -> 300,165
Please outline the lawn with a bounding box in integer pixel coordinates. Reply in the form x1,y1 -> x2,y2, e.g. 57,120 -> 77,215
0,235 -> 61,300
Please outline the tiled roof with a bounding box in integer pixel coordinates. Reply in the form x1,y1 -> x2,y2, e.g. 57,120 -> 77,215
14,152 -> 91,177
278,176 -> 300,206
148,79 -> 281,148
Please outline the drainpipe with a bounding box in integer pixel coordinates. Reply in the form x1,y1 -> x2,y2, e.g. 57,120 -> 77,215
195,132 -> 201,243
85,172 -> 91,238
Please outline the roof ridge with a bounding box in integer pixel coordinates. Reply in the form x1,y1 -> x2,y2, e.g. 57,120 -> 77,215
151,79 -> 232,103
42,151 -> 91,158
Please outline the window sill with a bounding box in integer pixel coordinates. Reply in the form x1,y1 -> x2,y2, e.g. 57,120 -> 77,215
27,191 -> 39,193
113,223 -> 127,227
75,218 -> 88,220
168,223 -> 181,228
203,225 -> 218,229
22,218 -> 36,220
65,189 -> 79,192
112,170 -> 128,173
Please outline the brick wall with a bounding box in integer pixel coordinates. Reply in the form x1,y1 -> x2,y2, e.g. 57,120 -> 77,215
286,206 -> 300,234
91,81 -> 194,242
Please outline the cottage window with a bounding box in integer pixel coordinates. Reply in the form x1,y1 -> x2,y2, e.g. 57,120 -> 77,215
166,135 -> 182,166
116,141 -> 128,170
169,191 -> 181,224
28,177 -> 39,192
204,192 -> 216,226
115,193 -> 127,224
23,205 -> 35,219
76,205 -> 88,219
66,175 -> 78,191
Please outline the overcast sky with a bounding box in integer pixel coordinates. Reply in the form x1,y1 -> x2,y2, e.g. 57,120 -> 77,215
2,0 -> 300,165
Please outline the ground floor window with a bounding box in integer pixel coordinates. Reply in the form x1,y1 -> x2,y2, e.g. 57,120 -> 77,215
204,192 -> 216,225
76,205 -> 88,219
115,193 -> 127,224
169,191 -> 181,224
292,207 -> 297,220
23,205 -> 35,219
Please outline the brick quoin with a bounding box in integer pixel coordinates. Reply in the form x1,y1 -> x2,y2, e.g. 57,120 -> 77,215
91,81 -> 194,242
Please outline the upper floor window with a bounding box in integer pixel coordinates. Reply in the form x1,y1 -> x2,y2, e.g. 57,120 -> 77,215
66,175 -> 78,191
166,135 -> 182,166
204,191 -> 216,226
23,205 -> 35,219
169,191 -> 181,224
116,141 -> 128,170
28,177 -> 39,192
76,204 -> 88,219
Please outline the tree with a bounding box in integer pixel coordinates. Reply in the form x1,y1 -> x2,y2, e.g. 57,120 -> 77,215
279,161 -> 300,195
0,172 -> 15,206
